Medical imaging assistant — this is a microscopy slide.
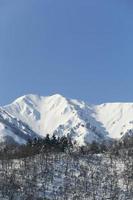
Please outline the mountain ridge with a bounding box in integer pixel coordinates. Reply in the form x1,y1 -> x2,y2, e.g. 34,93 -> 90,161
0,93 -> 133,145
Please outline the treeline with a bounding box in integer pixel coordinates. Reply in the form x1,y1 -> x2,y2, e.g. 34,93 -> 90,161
0,133 -> 133,160
0,135 -> 113,159
0,134 -> 73,159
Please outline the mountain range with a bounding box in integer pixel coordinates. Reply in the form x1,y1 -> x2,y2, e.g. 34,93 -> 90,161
0,94 -> 133,146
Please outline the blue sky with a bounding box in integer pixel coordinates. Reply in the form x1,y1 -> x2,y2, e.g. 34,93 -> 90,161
0,0 -> 133,105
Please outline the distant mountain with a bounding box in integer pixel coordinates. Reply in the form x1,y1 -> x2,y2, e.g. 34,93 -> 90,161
0,94 -> 132,145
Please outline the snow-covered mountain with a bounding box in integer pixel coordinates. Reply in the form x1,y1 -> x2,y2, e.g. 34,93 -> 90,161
0,94 -> 133,145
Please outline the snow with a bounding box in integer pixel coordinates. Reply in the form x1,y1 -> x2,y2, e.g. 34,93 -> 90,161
1,93 -> 133,145
0,103 -> 38,144
94,103 -> 133,139
0,122 -> 26,144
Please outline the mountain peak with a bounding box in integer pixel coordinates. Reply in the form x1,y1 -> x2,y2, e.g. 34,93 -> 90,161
2,94 -> 133,145
13,94 -> 42,103
12,93 -> 66,105
50,93 -> 65,98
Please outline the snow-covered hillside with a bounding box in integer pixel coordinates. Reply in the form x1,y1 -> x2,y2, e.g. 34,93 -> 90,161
0,106 -> 39,145
0,93 -> 132,145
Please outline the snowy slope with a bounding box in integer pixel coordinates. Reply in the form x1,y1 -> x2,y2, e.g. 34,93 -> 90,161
94,103 -> 133,139
0,107 -> 39,145
2,94 -> 133,145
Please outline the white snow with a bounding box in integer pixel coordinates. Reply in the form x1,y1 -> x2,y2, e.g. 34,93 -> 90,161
94,103 -> 133,139
1,94 -> 133,145
0,122 -> 26,144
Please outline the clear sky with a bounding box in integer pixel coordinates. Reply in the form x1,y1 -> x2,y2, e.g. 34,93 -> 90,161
0,0 -> 133,105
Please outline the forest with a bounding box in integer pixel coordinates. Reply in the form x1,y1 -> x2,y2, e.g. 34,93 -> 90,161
0,135 -> 132,200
